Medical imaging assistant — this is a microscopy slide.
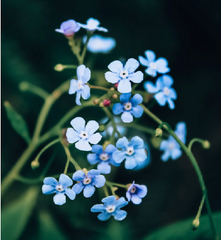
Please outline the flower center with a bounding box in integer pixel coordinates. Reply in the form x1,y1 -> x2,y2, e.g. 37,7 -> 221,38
120,70 -> 128,78
77,80 -> 84,90
124,102 -> 132,111
130,186 -> 137,194
163,87 -> 170,96
56,184 -> 64,192
99,153 -> 109,161
83,177 -> 92,185
149,62 -> 157,70
106,205 -> 116,213
80,131 -> 88,139
126,146 -> 134,155
168,142 -> 175,149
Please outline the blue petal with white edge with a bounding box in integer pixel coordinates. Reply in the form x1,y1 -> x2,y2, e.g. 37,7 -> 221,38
131,105 -> 143,118
131,94 -> 143,106
105,144 -> 117,153
130,136 -> 144,149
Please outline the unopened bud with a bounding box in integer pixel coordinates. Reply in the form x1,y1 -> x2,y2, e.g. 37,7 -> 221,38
103,99 -> 111,107
99,125 -> 106,132
191,218 -> 200,231
19,82 -> 29,91
93,98 -> 100,105
155,128 -> 163,137
61,128 -> 70,146
110,87 -> 115,91
82,168 -> 88,174
203,140 -> 210,149
112,94 -> 118,99
31,161 -> 40,169
151,137 -> 162,148
54,64 -> 64,72
99,102 -> 104,108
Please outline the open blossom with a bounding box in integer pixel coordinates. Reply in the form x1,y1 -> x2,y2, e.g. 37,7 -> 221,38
144,75 -> 177,109
55,19 -> 80,36
87,144 -> 120,174
78,18 -> 108,32
113,136 -> 147,169
126,181 -> 148,204
42,174 -> 76,205
66,117 -> 102,151
112,93 -> 143,123
160,122 -> 187,161
138,50 -> 170,77
105,58 -> 144,93
69,65 -> 91,105
72,169 -> 105,198
91,196 -> 128,221
83,35 -> 116,53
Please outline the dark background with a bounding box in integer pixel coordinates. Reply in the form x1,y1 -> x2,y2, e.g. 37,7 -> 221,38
2,0 -> 221,240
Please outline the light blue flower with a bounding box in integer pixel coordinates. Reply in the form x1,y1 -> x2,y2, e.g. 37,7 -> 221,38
133,142 -> 151,170
144,75 -> 177,109
138,50 -> 170,77
72,169 -> 106,198
113,136 -> 147,169
66,117 -> 102,151
105,58 -> 144,93
87,144 -> 120,174
91,195 -> 128,221
112,93 -> 143,123
160,122 -> 187,161
55,19 -> 80,36
69,65 -> 91,105
126,181 -> 148,205
83,35 -> 116,53
42,174 -> 76,205
78,18 -> 108,32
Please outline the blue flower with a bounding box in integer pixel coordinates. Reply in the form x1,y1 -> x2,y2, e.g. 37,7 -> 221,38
87,144 -> 120,174
91,195 -> 128,221
112,93 -> 143,123
72,169 -> 106,198
42,174 -> 76,205
105,58 -> 144,93
160,122 -> 186,161
112,136 -> 147,169
55,19 -> 80,36
133,142 -> 151,170
66,117 -> 102,151
126,181 -> 148,205
83,35 -> 116,53
78,18 -> 108,32
69,65 -> 91,105
144,75 -> 177,109
138,50 -> 170,77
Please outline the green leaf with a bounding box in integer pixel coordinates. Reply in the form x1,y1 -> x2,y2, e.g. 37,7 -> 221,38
144,212 -> 221,240
2,187 -> 39,240
4,101 -> 31,143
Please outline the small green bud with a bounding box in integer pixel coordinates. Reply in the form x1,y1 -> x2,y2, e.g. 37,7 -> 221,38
155,128 -> 163,137
54,64 -> 64,72
191,218 -> 200,231
203,140 -> 210,149
99,125 -> 106,132
93,98 -> 100,105
31,161 -> 40,169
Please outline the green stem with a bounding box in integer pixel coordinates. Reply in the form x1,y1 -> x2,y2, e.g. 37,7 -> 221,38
88,84 -> 110,92
142,104 -> 217,239
188,138 -> 207,151
63,146 -> 81,171
63,158 -> 70,175
106,181 -> 128,189
19,82 -> 49,99
79,33 -> 92,65
103,185 -> 109,197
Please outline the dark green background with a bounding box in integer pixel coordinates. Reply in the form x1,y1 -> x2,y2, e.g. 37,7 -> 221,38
2,0 -> 221,239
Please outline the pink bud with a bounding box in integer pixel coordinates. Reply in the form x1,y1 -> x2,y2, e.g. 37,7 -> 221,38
103,99 -> 111,107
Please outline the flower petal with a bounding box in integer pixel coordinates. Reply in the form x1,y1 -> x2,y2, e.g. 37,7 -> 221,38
162,75 -> 173,87
131,195 -> 142,204
169,88 -> 177,99
68,79 -> 78,94
102,195 -> 116,205
65,188 -> 76,200
87,153 -> 100,164
116,137 -> 129,149
82,67 -> 91,83
93,175 -> 106,188
42,185 -> 56,195
112,150 -> 126,163
154,92 -> 167,106
98,212 -> 111,221
144,81 -> 159,93
53,193 -> 66,205
112,103 -> 124,115
124,58 -> 139,73
167,98 -> 175,109
72,183 -> 84,194
126,191 -> 131,201
72,170 -> 85,181
92,144 -> 103,154
108,60 -> 123,73
70,117 -> 85,133
145,68 -> 157,77
88,133 -> 102,144
75,139 -> 92,151
118,79 -> 131,93
131,105 -> 143,118
156,58 -> 170,74
171,148 -> 182,159
125,156 -> 137,169
43,177 -> 57,186
97,162 -> 111,174
138,56 -> 149,67
105,72 -> 120,84
59,174 -> 73,187
77,65 -> 86,80
160,140 -> 169,150
87,169 -> 100,177
131,94 -> 143,106
161,150 -> 171,161
145,50 -> 156,62
91,204 -> 105,212
75,91 -> 82,105
120,93 -> 131,103
134,148 -> 147,162
115,197 -> 128,209
81,85 -> 90,100
86,120 -> 99,135
66,128 -> 80,144
130,136 -> 144,149
121,112 -> 133,123
136,185 -> 148,198
105,144 -> 117,154
83,185 -> 95,198
129,71 -> 144,83
113,210 -> 127,221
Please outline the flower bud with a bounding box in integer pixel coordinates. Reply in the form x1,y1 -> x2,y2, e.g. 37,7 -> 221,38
114,83 -> 119,89
31,161 -> 40,169
54,64 -> 64,72
93,98 -> 100,105
110,87 -> 115,91
155,128 -> 163,137
191,218 -> 200,231
203,140 -> 210,149
99,102 -> 104,108
112,94 -> 118,99
103,99 -> 111,107
61,128 -> 70,146
99,125 -> 106,132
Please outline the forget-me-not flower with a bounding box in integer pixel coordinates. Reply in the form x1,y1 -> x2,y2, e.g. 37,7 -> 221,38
113,136 -> 147,169
55,19 -> 80,36
87,144 -> 120,174
69,65 -> 91,105
144,75 -> 177,109
105,58 -> 144,93
91,195 -> 128,221
160,122 -> 187,161
78,18 -> 108,32
112,93 -> 143,123
138,50 -> 170,77
72,169 -> 106,198
126,181 -> 148,205
42,174 -> 76,205
83,35 -> 116,53
66,117 -> 102,151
